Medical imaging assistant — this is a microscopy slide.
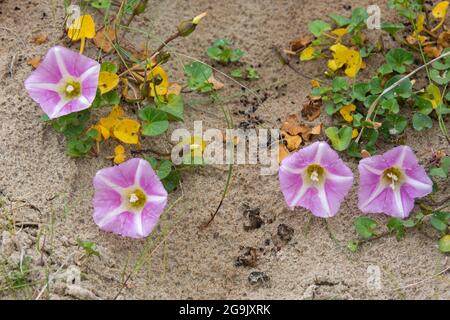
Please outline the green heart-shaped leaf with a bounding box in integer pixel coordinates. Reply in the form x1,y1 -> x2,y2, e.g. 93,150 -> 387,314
325,126 -> 353,151
139,107 -> 169,136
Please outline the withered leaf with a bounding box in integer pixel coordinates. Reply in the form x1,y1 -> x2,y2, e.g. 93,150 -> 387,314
278,143 -> 289,164
361,149 -> 371,158
121,78 -> 143,102
301,123 -> 322,141
310,123 -> 323,135
281,114 -> 310,136
27,56 -> 41,69
301,100 -> 321,121
32,34 -> 47,45
438,31 -> 450,48
167,82 -> 182,96
207,75 -> 224,90
289,36 -> 312,52
93,27 -> 116,53
424,45 -> 443,58
281,130 -> 302,151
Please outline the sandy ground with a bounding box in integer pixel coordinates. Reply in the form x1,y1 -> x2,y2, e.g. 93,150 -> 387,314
0,0 -> 449,299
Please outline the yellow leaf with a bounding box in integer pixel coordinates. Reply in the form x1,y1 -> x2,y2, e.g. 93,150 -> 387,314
352,128 -> 359,139
148,65 -> 169,97
416,14 -> 425,33
344,49 -> 362,78
328,44 -> 362,78
309,79 -> 320,88
113,145 -> 126,164
421,84 -> 442,109
99,105 -> 124,130
300,46 -> 317,61
331,28 -> 348,38
339,104 -> 356,122
327,59 -> 340,71
98,71 -> 119,94
432,1 -> 449,19
110,105 -> 125,118
68,15 -> 96,41
92,124 -> 110,142
113,119 -> 140,144
329,43 -> 348,68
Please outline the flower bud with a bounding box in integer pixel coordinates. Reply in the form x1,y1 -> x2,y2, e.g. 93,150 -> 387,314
177,12 -> 207,37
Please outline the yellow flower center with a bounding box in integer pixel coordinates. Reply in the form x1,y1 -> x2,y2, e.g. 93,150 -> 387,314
382,167 -> 403,190
62,79 -> 81,99
126,188 -> 147,209
305,164 -> 325,185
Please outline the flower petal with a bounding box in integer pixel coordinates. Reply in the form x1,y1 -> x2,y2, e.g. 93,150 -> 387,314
94,158 -> 140,189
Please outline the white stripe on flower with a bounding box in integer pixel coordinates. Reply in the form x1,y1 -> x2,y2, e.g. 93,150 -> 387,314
25,82 -> 60,92
317,185 -> 332,217
80,65 -> 100,82
135,212 -> 144,236
97,174 -> 125,192
360,182 -> 385,210
393,189 -> 405,218
50,99 -> 68,118
290,180 -> 309,208
280,165 -> 305,174
395,146 -> 407,167
53,47 -> 70,78
326,172 -> 353,183
360,163 -> 383,175
404,175 -> 431,191
314,142 -> 325,163
134,159 -> 144,186
97,204 -> 127,227
146,195 -> 167,203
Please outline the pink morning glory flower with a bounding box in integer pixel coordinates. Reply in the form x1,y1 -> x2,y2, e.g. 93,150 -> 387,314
93,158 -> 168,238
24,46 -> 100,119
358,146 -> 433,219
279,141 -> 354,218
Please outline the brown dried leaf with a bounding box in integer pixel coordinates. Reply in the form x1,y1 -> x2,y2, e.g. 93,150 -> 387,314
424,45 -> 443,58
278,143 -> 289,164
121,78 -> 143,103
167,82 -> 182,96
309,79 -> 320,88
281,130 -> 302,151
27,56 -> 41,69
302,123 -> 322,141
93,27 -> 116,53
301,100 -> 321,121
406,35 -> 417,45
207,75 -> 224,90
438,31 -> 450,48
289,36 -> 312,52
436,149 -> 447,160
281,114 -> 309,136
310,123 -> 323,135
32,34 -> 47,45
361,149 -> 371,158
